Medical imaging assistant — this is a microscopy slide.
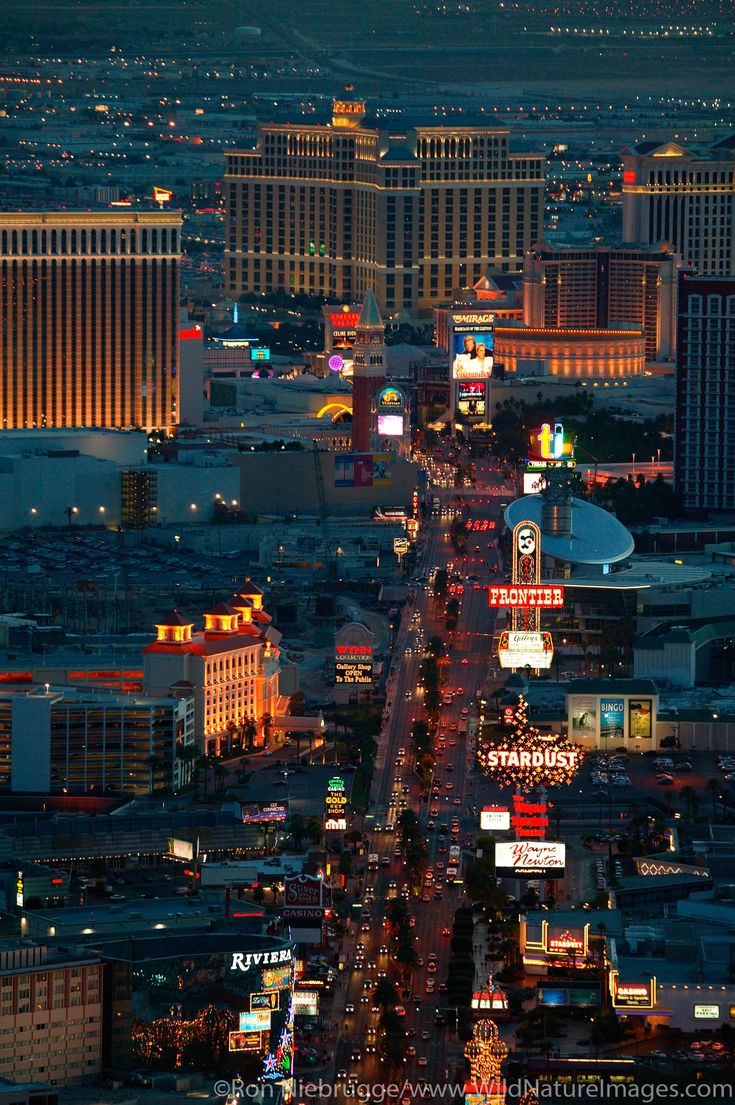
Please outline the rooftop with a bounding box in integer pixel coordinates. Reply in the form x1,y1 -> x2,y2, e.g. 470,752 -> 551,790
505,495 -> 634,566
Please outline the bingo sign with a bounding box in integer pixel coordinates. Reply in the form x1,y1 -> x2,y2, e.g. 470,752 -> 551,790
325,776 -> 348,831
600,699 -> 625,741
334,622 -> 374,686
328,354 -> 344,373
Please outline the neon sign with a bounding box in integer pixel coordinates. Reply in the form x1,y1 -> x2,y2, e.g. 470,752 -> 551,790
528,422 -> 576,470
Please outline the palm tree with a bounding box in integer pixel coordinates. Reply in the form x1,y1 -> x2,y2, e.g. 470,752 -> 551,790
705,777 -> 720,820
242,716 -> 257,750
145,754 -> 164,795
288,813 -> 306,850
375,977 -> 399,1010
175,744 -> 197,789
260,712 -> 272,749
197,754 -> 214,798
212,761 -> 227,795
680,784 -> 696,822
305,817 -> 323,846
395,939 -> 419,980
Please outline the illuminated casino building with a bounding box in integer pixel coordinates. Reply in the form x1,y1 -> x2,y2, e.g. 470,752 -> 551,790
621,136 -> 735,276
493,325 -> 646,378
225,97 -> 544,310
0,212 -> 182,431
522,243 -> 680,362
143,581 -> 281,755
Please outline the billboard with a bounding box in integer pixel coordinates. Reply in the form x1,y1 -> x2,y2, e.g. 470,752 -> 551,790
241,802 -> 289,823
537,984 -> 600,1008
251,992 -> 280,1012
166,837 -> 194,862
629,699 -> 652,739
229,1030 -> 264,1053
600,699 -> 625,741
523,471 -> 547,495
488,585 -> 564,608
495,841 -> 566,880
456,380 -> 486,418
292,990 -> 320,1016
452,331 -> 494,379
480,806 -> 510,831
569,697 -> 597,739
497,631 -> 554,670
377,413 -> 404,436
261,966 -> 292,992
334,453 -> 392,488
239,1010 -> 272,1032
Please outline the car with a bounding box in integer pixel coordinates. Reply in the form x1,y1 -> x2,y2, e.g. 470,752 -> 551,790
449,739 -> 457,747
389,881 -> 397,889
427,962 -> 437,974
407,1046 -> 417,1057
109,893 -> 126,902
445,763 -> 454,773
445,782 -> 454,790
360,994 -> 369,1003
337,1070 -> 347,1080
453,798 -> 461,805
362,921 -> 371,931
351,1049 -> 362,1061
404,691 -> 411,699
345,1003 -> 355,1014
435,1014 -> 446,1026
379,945 -> 389,955
421,1030 -> 430,1041
438,982 -> 448,992
613,775 -> 631,787
368,960 -> 377,970
442,927 -> 451,937
430,808 -> 439,817
395,1006 -> 406,1016
657,774 -> 675,785
449,723 -> 458,731
418,1057 -> 428,1067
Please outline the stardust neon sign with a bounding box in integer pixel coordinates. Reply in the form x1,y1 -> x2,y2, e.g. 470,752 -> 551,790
484,748 -> 579,771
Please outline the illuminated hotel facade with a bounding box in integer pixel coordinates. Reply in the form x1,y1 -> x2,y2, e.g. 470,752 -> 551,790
143,582 -> 281,756
224,99 -> 544,311
522,243 -> 679,361
0,212 -> 182,431
674,272 -> 735,511
622,136 -> 735,276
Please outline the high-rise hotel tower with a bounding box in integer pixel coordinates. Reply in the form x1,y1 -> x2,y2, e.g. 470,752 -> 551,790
225,98 -> 544,311
0,211 -> 181,431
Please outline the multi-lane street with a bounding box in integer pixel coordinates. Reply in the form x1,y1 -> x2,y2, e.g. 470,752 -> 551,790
331,477 -> 505,1088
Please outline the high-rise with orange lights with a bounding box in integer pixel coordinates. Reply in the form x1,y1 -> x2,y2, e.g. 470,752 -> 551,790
0,211 -> 181,431
225,97 -> 545,311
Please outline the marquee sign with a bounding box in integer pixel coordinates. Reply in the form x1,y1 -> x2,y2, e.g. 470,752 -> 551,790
495,841 -> 566,880
612,978 -> 656,1011
489,585 -> 564,608
498,631 -> 554,670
